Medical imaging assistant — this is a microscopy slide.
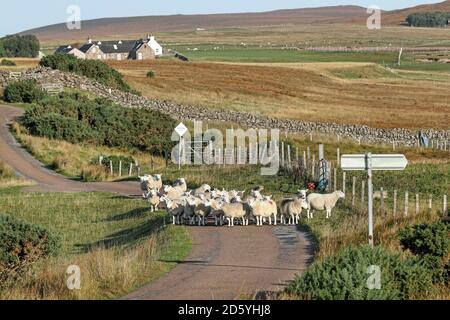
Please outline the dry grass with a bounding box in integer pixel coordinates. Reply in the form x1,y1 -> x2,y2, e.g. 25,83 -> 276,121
108,59 -> 450,129
13,125 -> 164,181
0,58 -> 39,71
0,159 -> 33,189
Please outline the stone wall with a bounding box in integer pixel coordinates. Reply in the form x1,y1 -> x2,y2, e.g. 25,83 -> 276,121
1,67 -> 449,147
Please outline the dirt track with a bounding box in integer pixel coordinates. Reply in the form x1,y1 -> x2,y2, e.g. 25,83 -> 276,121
0,105 -> 314,300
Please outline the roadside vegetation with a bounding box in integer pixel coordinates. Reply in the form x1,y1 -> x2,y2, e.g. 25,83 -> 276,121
0,190 -> 191,299
0,35 -> 40,58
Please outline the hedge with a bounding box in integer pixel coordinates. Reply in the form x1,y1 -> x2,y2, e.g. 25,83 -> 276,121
0,35 -> 40,58
0,214 -> 61,283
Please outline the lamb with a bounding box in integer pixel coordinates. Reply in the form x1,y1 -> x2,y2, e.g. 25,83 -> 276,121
247,196 -> 278,226
306,191 -> 345,219
280,190 -> 309,225
217,201 -> 247,227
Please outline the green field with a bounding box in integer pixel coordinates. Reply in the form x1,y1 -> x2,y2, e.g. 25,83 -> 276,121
0,189 -> 191,299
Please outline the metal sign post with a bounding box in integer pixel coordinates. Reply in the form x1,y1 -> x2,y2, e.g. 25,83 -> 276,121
342,153 -> 408,248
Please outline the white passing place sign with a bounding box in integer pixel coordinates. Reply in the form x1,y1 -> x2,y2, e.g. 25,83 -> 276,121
175,123 -> 188,137
341,154 -> 408,171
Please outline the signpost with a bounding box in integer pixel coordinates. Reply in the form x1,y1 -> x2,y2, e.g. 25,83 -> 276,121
341,153 -> 408,247
175,123 -> 188,170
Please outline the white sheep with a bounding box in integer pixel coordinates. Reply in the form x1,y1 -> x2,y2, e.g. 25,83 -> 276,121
146,189 -> 161,213
194,184 -> 212,195
247,196 -> 278,226
173,178 -> 188,192
160,196 -> 185,225
307,191 -> 345,219
139,174 -> 162,197
280,190 -> 309,225
217,201 -> 247,227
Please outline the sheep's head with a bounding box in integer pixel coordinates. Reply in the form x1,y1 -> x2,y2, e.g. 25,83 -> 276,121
153,174 -> 162,181
336,191 -> 346,199
297,189 -> 308,199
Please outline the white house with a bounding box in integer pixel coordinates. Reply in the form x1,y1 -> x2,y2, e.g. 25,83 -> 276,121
147,35 -> 163,56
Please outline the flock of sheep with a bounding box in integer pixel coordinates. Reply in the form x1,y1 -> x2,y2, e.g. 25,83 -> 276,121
139,175 -> 346,227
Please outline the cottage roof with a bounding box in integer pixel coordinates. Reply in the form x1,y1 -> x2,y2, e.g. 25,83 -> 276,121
55,45 -> 74,54
97,40 -> 138,54
79,43 -> 95,53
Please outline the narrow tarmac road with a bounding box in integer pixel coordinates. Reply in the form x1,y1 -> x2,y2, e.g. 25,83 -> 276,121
0,104 -> 314,300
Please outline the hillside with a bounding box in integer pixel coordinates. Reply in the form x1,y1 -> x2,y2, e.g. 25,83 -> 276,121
20,5 -> 369,42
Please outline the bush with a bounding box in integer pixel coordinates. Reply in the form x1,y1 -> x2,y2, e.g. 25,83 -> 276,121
399,221 -> 449,283
4,80 -> 45,103
40,54 -> 132,92
0,59 -> 16,66
146,70 -> 156,78
406,12 -> 450,27
0,160 -> 15,180
21,95 -> 176,154
0,35 -> 40,58
28,113 -> 97,144
0,214 -> 61,283
285,245 -> 432,300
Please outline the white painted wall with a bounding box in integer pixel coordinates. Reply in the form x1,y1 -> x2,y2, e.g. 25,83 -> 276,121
148,36 -> 163,56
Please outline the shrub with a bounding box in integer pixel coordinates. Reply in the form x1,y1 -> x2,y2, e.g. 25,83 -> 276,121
146,70 -> 156,78
40,54 -> 132,92
0,59 -> 16,66
21,95 -> 176,155
4,80 -> 45,103
399,221 -> 450,283
285,245 -> 432,300
0,214 -> 61,283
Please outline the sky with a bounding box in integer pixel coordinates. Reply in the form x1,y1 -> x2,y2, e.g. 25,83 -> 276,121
0,0 -> 444,37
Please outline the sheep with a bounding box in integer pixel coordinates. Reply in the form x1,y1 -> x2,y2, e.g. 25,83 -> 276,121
217,201 -> 247,227
209,198 -> 225,226
247,196 -> 278,226
146,189 -> 161,213
160,196 -> 185,225
194,184 -> 212,195
173,178 -> 188,192
306,191 -> 345,219
280,190 -> 309,225
139,174 -> 162,197
188,195 -> 212,226
162,185 -> 185,200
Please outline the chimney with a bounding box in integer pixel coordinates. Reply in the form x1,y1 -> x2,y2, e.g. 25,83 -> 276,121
88,36 -> 92,44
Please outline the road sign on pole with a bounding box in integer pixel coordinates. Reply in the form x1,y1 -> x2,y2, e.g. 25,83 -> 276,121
175,123 -> 188,170
342,153 -> 408,248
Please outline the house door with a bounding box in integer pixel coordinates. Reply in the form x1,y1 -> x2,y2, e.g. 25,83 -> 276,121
137,52 -> 143,60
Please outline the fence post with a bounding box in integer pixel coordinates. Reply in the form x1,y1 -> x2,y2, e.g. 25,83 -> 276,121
404,191 -> 409,216
415,193 -> 419,215
287,145 -> 291,167
129,163 -> 133,176
342,172 -> 346,195
428,194 -> 433,210
119,161 -> 122,177
393,190 -> 397,217
337,148 -> 340,167
361,180 -> 365,208
444,195 -> 448,217
110,161 -> 113,176
281,142 -> 285,167
334,168 -> 337,191
352,176 -> 356,207
310,132 -> 313,142
303,151 -> 307,170
311,154 -> 316,179
380,187 -> 385,215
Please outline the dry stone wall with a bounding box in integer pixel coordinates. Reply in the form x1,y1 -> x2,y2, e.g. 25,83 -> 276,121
1,67 -> 449,147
